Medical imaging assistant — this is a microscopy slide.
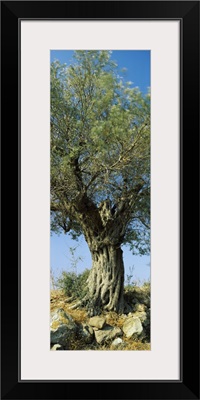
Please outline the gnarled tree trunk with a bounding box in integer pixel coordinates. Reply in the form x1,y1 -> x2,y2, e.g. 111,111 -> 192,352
86,244 -> 125,316
69,198 -> 130,316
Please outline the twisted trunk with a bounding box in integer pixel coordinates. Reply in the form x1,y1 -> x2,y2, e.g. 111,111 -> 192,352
69,199 -> 129,315
85,243 -> 125,316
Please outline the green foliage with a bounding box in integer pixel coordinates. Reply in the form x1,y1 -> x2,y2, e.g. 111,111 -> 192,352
51,50 -> 150,255
57,269 -> 90,300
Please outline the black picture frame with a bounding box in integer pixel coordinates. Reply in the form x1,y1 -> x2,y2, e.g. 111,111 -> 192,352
1,1 -> 199,399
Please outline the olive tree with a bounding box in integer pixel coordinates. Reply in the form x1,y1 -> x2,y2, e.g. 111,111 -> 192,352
51,50 -> 150,315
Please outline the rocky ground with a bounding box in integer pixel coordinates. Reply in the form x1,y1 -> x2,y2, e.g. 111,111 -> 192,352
50,286 -> 150,351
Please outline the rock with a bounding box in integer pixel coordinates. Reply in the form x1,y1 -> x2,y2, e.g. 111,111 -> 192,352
126,310 -> 150,341
89,316 -> 106,329
50,308 -> 77,346
122,317 -> 143,338
51,344 -> 63,350
135,309 -> 150,329
111,338 -> 123,348
94,326 -> 122,344
134,311 -> 147,325
51,325 -> 70,345
80,324 -> 94,344
134,303 -> 146,312
50,308 -> 74,325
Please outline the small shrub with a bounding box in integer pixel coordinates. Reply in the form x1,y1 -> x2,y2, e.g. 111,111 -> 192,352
57,269 -> 90,300
57,271 -> 77,297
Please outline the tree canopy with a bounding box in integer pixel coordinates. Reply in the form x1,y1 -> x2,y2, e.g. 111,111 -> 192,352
51,50 -> 150,256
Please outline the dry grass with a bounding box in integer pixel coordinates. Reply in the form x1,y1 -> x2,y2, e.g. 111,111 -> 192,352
122,338 -> 151,351
100,342 -> 151,351
68,308 -> 87,324
50,290 -> 87,324
104,311 -> 126,329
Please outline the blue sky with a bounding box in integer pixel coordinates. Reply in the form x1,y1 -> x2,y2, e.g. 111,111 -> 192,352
50,50 -> 150,285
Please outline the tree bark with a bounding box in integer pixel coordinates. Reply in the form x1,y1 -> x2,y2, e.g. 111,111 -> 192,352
85,244 -> 125,316
66,198 -> 129,316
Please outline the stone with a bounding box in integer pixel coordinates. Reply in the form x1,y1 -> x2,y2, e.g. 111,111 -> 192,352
94,326 -> 122,344
127,310 -> 148,323
80,324 -> 94,344
89,316 -> 106,329
122,317 -> 143,338
111,338 -> 123,347
134,303 -> 146,312
134,311 -> 147,325
51,344 -> 63,351
50,308 -> 74,325
50,308 -> 77,346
